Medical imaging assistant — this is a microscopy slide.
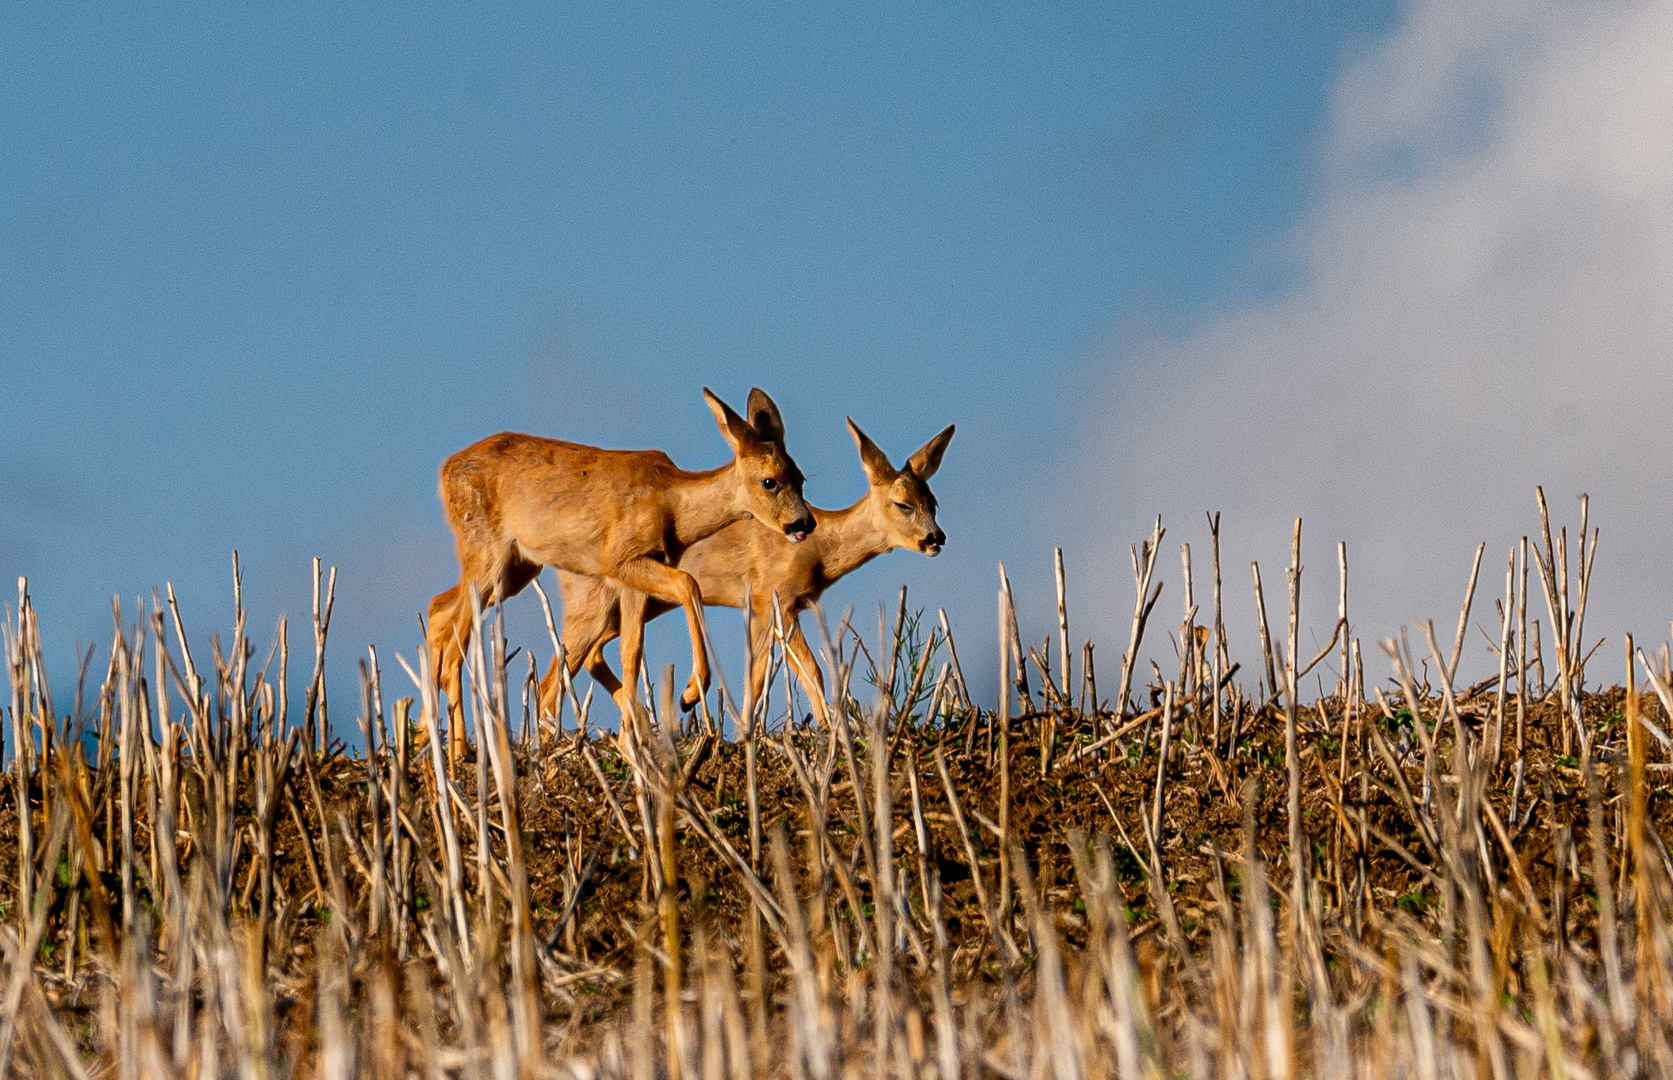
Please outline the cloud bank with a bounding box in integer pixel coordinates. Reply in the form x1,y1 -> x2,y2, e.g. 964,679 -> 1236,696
1070,0 -> 1673,679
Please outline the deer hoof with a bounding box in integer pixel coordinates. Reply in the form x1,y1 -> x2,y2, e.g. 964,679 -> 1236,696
681,677 -> 705,709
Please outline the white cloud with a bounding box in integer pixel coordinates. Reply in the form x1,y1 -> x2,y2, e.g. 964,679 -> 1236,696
1070,0 -> 1673,681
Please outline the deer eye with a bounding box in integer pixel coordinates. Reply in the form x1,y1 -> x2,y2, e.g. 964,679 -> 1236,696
893,502 -> 911,513
762,478 -> 778,492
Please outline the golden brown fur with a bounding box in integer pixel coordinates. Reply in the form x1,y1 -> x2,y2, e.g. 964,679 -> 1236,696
548,419 -> 953,723
427,388 -> 813,757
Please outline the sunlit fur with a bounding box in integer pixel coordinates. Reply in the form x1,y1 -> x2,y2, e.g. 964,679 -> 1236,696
548,419 -> 953,724
427,388 -> 813,758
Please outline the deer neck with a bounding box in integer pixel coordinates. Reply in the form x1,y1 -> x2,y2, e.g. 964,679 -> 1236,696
812,498 -> 896,582
667,464 -> 753,547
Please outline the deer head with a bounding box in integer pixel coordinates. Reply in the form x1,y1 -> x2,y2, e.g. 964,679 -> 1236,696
705,387 -> 816,542
848,418 -> 954,556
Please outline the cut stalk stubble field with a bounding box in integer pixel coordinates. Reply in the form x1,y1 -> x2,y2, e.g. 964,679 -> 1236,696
3,489 -> 1673,1078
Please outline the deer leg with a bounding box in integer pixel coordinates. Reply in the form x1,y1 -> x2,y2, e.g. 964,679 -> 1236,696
537,649 -> 624,724
610,558 -> 708,710
538,593 -> 625,718
784,619 -> 831,727
739,620 -> 774,729
426,583 -> 473,760
432,543 -> 531,762
537,658 -> 560,721
583,644 -> 625,700
615,589 -> 652,733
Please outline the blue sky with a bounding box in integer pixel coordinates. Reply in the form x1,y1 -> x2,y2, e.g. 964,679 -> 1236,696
22,1 -> 1670,724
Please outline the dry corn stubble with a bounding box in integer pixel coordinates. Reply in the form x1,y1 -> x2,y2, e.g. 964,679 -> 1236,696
0,494 -> 1670,1078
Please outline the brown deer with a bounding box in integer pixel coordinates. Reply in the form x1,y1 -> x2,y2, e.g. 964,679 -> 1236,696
545,418 -> 952,724
427,388 -> 813,756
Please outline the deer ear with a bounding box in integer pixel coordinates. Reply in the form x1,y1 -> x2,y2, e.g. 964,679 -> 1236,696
745,388 -> 787,446
906,424 -> 954,479
705,388 -> 760,456
847,417 -> 895,485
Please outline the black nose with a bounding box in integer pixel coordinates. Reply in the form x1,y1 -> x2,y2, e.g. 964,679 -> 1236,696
784,516 -> 815,541
930,529 -> 946,546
